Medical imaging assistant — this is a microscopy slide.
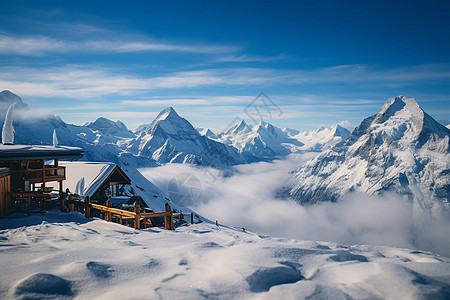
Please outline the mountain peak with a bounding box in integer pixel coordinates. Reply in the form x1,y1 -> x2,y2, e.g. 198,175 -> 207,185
156,107 -> 180,121
225,119 -> 251,135
86,117 -> 129,133
236,119 -> 248,129
0,90 -> 27,110
375,95 -> 422,124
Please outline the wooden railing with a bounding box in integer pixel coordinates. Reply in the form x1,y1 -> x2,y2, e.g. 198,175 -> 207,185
10,166 -> 66,183
64,195 -> 194,230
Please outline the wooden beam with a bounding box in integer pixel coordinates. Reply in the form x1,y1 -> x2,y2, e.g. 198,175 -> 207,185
27,196 -> 31,216
139,211 -> 173,218
60,192 -> 65,212
90,204 -> 136,218
134,201 -> 140,229
85,196 -> 91,218
42,160 -> 46,191
106,200 -> 112,222
10,192 -> 52,198
165,203 -> 173,230
68,194 -> 74,212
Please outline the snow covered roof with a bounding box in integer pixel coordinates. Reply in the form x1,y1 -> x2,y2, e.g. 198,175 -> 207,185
52,161 -> 129,197
0,144 -> 83,161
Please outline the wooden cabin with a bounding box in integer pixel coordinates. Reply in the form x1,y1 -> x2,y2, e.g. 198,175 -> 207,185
0,144 -> 83,216
47,161 -> 139,207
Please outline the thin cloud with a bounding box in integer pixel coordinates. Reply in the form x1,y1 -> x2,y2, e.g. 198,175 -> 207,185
1,64 -> 449,99
0,33 -> 237,56
120,96 -> 255,107
214,54 -> 289,63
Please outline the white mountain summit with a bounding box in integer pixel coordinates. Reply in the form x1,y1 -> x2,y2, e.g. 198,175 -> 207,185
126,107 -> 243,167
217,119 -> 304,161
285,95 -> 450,220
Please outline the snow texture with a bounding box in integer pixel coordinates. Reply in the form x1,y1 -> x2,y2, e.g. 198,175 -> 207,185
1,211 -> 449,299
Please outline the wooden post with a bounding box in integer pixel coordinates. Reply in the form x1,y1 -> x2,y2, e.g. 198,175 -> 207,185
134,201 -> 140,230
85,196 -> 91,218
42,159 -> 46,191
27,196 -> 31,216
165,203 -> 173,230
59,181 -> 63,192
106,200 -> 112,222
190,212 -> 194,224
68,194 -> 73,212
60,192 -> 65,212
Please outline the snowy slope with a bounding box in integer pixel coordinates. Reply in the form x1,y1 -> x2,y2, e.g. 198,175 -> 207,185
1,211 -> 449,299
291,124 -> 351,152
285,96 -> 450,220
126,107 -> 243,167
217,119 -> 304,161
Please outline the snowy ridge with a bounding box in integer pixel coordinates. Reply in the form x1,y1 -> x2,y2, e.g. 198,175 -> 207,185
285,96 -> 450,220
217,119 -> 304,161
290,123 -> 350,152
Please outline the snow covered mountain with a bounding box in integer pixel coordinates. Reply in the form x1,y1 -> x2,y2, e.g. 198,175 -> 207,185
0,90 -> 27,110
126,107 -> 243,167
199,128 -> 218,139
290,124 -> 351,152
285,96 -> 450,219
0,92 -> 243,168
217,119 -> 304,161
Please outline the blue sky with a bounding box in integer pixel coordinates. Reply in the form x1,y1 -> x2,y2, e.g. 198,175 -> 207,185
1,0 -> 449,132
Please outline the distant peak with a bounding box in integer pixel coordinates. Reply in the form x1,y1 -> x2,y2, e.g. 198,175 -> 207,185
237,119 -> 248,127
156,107 -> 180,121
234,119 -> 249,131
0,90 -> 26,109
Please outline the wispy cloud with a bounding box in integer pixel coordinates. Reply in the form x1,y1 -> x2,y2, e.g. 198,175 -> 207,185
214,54 -> 289,63
121,96 -> 255,107
1,64 -> 449,99
0,33 -> 237,56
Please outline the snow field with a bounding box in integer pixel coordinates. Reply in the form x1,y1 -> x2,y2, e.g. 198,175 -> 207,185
1,211 -> 449,299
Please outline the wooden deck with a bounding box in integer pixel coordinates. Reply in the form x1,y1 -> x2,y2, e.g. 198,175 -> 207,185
65,195 -> 194,230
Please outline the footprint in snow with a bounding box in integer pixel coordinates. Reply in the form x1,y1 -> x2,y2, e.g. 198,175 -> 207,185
86,261 -> 113,279
14,273 -> 73,299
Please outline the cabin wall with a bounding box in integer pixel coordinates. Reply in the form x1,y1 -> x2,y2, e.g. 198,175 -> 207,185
0,170 -> 11,217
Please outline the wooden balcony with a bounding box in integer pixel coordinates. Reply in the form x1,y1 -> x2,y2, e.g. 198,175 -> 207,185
10,166 -> 66,185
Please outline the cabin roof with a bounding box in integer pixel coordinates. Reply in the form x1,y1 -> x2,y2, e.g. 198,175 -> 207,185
49,161 -> 130,197
0,144 -> 83,161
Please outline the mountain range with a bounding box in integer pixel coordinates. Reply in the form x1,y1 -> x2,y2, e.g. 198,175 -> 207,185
0,90 -> 346,168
